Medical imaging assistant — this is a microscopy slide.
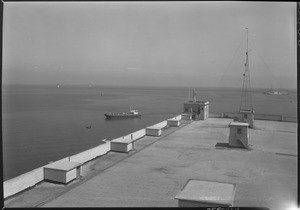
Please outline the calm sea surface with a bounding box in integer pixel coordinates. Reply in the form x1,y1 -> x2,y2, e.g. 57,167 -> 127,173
2,85 -> 297,181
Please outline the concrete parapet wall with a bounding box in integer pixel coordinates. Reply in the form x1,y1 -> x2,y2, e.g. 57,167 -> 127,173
152,120 -> 168,129
111,136 -> 124,142
221,112 -> 294,122
122,134 -> 132,140
254,114 -> 282,121
131,128 -> 146,140
114,129 -> 146,142
222,112 -> 239,119
283,116 -> 297,123
169,115 -> 182,121
211,112 -> 297,123
208,113 -> 223,118
69,141 -> 111,164
4,167 -> 43,199
3,157 -> 69,199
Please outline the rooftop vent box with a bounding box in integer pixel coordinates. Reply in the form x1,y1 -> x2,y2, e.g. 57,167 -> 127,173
111,138 -> 135,153
181,114 -> 193,120
146,126 -> 162,137
175,180 -> 237,207
44,161 -> 82,184
167,119 -> 180,127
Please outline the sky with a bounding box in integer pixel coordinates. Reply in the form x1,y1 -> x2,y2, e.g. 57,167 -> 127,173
2,1 -> 297,89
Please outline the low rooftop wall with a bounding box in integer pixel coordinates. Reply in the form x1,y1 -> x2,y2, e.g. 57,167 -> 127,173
3,157 -> 69,199
3,141 -> 111,199
151,120 -> 168,129
218,112 -> 297,123
69,141 -> 111,164
121,128 -> 146,141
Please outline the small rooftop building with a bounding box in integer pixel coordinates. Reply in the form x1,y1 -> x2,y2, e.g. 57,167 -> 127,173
146,126 -> 162,137
238,109 -> 254,128
167,119 -> 180,127
111,137 -> 135,153
44,161 -> 82,184
181,113 -> 193,121
183,89 -> 209,120
175,179 -> 237,207
228,122 -> 249,149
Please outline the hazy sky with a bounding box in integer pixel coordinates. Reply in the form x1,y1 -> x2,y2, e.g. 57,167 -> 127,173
2,2 -> 297,88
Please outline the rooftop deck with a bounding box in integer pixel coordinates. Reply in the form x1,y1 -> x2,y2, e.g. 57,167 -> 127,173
4,118 -> 297,209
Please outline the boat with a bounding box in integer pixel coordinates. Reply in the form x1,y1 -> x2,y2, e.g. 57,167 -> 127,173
263,89 -> 288,95
104,108 -> 141,119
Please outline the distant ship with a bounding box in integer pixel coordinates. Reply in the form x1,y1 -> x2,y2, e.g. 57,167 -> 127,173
263,89 -> 288,95
104,108 -> 141,119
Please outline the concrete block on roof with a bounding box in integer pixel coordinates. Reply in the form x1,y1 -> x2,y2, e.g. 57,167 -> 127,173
181,114 -> 193,120
111,138 -> 135,153
146,126 -> 162,137
175,180 -> 237,207
167,119 -> 180,127
44,161 -> 82,184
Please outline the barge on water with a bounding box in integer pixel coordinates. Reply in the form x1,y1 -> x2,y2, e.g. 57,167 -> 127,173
105,109 -> 141,119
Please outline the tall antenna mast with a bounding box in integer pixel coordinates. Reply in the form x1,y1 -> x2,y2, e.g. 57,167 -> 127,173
239,28 -> 253,112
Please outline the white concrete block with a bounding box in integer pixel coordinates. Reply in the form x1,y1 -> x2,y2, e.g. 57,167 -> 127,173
44,161 -> 82,184
181,114 -> 193,120
146,126 -> 162,136
111,138 -> 134,153
167,119 -> 180,127
175,180 -> 236,207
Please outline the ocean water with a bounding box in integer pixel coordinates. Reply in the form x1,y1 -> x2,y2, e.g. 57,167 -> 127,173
2,85 -> 297,181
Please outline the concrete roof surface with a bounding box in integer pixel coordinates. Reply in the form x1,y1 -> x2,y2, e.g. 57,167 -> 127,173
4,118 -> 297,209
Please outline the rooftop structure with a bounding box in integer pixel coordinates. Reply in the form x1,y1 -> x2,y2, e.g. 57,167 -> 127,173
44,161 -> 82,184
228,122 -> 250,149
183,89 -> 209,120
4,118 -> 297,209
111,137 -> 135,153
175,179 -> 237,207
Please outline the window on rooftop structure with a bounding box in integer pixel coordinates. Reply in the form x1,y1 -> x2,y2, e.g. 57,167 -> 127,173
237,127 -> 242,134
244,114 -> 247,118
